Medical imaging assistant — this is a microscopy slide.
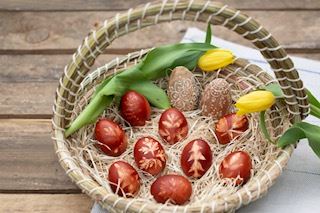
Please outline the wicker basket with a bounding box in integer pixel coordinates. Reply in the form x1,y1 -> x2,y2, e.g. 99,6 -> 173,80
52,0 -> 309,212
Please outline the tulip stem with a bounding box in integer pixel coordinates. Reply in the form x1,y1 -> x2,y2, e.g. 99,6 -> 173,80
259,111 -> 275,144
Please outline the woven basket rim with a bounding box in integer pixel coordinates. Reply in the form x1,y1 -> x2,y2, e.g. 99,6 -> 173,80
52,1 -> 305,212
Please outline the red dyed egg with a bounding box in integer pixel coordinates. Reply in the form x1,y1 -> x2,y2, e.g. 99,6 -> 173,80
219,151 -> 252,185
151,174 -> 192,205
158,108 -> 188,144
95,119 -> 127,156
120,90 -> 151,126
108,161 -> 140,197
215,113 -> 249,144
180,139 -> 213,178
134,137 -> 166,176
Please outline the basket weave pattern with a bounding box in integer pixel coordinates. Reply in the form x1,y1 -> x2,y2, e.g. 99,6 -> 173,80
52,1 -> 309,212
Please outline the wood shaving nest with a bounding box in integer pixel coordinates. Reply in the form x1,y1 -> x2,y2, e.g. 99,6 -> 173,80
67,70 -> 290,207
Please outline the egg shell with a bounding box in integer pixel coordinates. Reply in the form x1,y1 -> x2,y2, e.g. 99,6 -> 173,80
158,108 -> 188,145
151,174 -> 192,205
200,78 -> 232,119
133,137 -> 167,176
215,113 -> 249,145
120,90 -> 151,126
108,161 -> 140,197
180,139 -> 213,178
168,66 -> 199,111
219,151 -> 252,185
94,119 -> 127,157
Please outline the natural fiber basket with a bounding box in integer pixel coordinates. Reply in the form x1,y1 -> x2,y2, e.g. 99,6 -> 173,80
52,0 -> 309,212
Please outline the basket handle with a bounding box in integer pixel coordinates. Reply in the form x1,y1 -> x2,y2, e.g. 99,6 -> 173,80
54,0 -> 309,128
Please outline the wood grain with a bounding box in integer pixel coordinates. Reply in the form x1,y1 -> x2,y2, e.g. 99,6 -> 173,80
0,11 -> 320,52
0,194 -> 92,213
0,0 -> 319,11
0,82 -> 56,117
0,54 -> 119,82
0,53 -> 319,117
0,119 -> 78,191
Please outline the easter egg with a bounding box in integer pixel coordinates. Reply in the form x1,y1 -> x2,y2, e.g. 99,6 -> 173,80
168,66 -> 199,111
200,78 -> 232,119
134,137 -> 166,176
180,139 -> 212,178
151,174 -> 192,205
95,119 -> 127,156
215,113 -> 249,144
219,151 -> 252,185
120,90 -> 151,126
158,108 -> 188,144
108,161 -> 140,197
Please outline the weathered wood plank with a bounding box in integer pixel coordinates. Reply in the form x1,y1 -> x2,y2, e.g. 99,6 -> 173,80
0,0 -> 319,11
0,53 -> 318,82
0,194 -> 92,213
0,53 -> 319,116
0,11 -> 320,52
0,119 -> 78,191
0,54 -> 119,82
0,82 -> 56,116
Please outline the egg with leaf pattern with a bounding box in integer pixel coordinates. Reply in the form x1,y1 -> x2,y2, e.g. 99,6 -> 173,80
180,139 -> 212,178
133,136 -> 167,176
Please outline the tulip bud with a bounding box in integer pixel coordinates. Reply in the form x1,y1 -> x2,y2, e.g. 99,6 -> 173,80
198,49 -> 234,72
235,91 -> 275,115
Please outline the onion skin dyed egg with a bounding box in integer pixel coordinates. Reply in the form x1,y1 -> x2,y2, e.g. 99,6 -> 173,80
120,90 -> 151,126
181,139 -> 213,178
215,113 -> 249,145
219,151 -> 252,185
108,161 -> 140,197
94,119 -> 127,157
134,137 -> 167,176
151,174 -> 192,205
158,108 -> 188,144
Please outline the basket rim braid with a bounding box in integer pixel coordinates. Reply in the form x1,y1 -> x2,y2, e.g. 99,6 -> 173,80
52,0 -> 309,212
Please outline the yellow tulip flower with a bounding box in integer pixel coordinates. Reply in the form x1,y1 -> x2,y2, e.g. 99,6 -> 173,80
198,49 -> 234,72
235,91 -> 276,115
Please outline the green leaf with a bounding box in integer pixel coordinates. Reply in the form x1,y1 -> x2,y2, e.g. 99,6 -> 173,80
65,95 -> 113,137
306,89 -> 320,109
259,111 -> 275,144
277,122 -> 320,158
310,104 -> 320,119
141,42 -> 216,80
172,50 -> 204,71
129,80 -> 170,109
306,89 -> 320,119
205,23 -> 212,44
92,76 -> 112,98
65,42 -> 218,136
277,127 -> 305,147
264,83 -> 284,98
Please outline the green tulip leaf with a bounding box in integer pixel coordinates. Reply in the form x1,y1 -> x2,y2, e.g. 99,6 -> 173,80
306,89 -> 320,119
264,83 -> 284,98
278,122 -> 320,158
65,95 -> 113,137
129,80 -> 170,109
306,89 -> 320,108
259,111 -> 274,144
205,23 -> 212,44
65,41 -> 217,136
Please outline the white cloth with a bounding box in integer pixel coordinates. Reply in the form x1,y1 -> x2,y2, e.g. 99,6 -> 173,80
91,28 -> 320,213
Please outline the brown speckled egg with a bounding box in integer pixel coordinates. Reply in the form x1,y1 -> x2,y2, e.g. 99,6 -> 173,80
200,78 -> 232,119
168,66 -> 199,111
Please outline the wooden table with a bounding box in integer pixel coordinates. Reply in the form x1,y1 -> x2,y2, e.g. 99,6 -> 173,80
0,0 -> 319,212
